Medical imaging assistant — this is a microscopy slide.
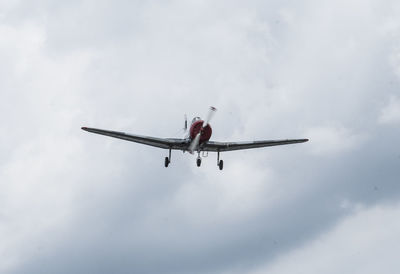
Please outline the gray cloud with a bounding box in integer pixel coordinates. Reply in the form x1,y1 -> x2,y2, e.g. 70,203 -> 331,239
1,0 -> 400,273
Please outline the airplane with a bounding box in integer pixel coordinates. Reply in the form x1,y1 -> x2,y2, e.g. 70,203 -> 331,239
81,106 -> 308,170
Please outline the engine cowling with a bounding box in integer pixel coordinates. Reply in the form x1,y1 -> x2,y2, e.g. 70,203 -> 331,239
190,120 -> 212,143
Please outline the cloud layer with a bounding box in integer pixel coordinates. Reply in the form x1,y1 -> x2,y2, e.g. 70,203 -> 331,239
1,0 -> 400,273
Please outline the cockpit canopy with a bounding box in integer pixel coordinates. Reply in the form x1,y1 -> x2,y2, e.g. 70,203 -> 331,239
191,117 -> 201,124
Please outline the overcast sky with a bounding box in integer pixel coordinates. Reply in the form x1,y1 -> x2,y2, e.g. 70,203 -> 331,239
1,0 -> 400,273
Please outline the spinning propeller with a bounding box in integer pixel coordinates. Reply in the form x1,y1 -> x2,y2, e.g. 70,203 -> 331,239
188,106 -> 217,153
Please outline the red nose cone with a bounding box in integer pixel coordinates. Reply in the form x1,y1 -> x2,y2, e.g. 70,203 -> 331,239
190,120 -> 212,143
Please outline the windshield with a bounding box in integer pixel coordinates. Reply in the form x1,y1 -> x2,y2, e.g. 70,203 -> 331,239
191,117 -> 201,124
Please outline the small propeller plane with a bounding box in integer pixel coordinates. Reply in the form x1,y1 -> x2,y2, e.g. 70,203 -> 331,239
81,107 -> 308,170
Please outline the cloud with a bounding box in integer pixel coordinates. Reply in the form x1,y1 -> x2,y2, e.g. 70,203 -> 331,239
379,96 -> 400,125
248,202 -> 400,274
1,0 -> 400,273
305,125 -> 367,156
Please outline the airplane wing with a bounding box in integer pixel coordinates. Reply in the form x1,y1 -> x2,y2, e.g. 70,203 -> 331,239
81,127 -> 189,150
201,139 -> 309,152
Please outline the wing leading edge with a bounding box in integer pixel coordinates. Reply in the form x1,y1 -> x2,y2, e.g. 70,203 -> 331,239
82,127 -> 308,152
201,139 -> 309,152
81,127 -> 189,150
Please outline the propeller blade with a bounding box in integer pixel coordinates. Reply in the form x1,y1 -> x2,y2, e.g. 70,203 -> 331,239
183,114 -> 188,131
188,106 -> 217,153
203,106 -> 217,128
188,132 -> 201,153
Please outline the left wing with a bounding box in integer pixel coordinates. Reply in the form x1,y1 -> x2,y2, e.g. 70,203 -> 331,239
81,127 -> 189,150
201,139 -> 309,152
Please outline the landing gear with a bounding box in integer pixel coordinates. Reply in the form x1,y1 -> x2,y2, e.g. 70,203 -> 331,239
164,157 -> 170,167
217,151 -> 223,170
196,157 -> 202,167
164,149 -> 171,168
218,160 -> 224,170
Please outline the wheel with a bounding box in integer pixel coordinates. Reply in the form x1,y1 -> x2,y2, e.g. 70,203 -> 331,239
196,158 -> 201,167
164,157 -> 169,167
218,160 -> 223,170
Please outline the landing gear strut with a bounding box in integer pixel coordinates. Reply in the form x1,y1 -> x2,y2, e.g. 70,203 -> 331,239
164,149 -> 171,168
217,151 -> 223,170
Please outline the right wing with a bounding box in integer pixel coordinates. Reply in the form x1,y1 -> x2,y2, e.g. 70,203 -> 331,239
81,127 -> 189,150
201,139 -> 309,152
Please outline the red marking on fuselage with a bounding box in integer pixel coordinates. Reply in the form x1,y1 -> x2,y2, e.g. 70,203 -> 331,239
190,120 -> 212,143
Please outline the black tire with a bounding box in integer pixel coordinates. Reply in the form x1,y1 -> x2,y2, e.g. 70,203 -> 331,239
164,157 -> 169,167
218,160 -> 224,170
196,158 -> 201,167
